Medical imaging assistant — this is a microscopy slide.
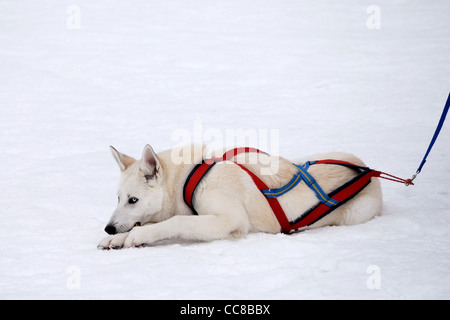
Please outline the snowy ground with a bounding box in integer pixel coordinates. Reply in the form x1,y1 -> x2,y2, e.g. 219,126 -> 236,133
1,0 -> 450,299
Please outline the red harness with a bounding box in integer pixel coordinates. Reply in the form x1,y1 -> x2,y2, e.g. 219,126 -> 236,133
183,148 -> 409,233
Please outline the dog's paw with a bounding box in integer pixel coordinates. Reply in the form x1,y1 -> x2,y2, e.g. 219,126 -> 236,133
123,227 -> 148,248
97,232 -> 129,250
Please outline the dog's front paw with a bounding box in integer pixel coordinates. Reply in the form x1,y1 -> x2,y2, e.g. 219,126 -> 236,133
123,227 -> 149,248
98,232 -> 129,250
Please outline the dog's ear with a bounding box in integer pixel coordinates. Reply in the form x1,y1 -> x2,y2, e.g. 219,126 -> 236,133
110,146 -> 136,171
140,144 -> 160,180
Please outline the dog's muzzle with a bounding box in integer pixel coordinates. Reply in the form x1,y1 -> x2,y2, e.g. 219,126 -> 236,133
104,222 -> 141,235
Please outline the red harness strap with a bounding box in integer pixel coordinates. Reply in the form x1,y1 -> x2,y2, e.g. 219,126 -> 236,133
183,147 -> 267,215
233,163 -> 291,232
183,148 -> 407,233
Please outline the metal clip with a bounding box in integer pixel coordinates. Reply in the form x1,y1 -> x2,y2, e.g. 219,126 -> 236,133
405,173 -> 418,186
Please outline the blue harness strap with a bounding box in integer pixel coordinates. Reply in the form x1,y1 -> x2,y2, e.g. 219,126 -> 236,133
295,162 -> 340,207
261,161 -> 340,207
261,171 -> 303,198
260,159 -> 373,232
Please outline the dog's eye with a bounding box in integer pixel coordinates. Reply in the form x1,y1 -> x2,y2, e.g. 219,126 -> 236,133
128,197 -> 139,204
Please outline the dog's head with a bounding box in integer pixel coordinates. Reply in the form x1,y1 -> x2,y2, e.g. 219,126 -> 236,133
104,145 -> 164,234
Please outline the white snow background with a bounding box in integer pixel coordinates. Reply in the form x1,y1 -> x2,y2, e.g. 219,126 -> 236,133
1,0 -> 449,299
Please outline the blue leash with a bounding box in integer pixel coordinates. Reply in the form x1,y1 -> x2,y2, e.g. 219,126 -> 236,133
406,92 -> 450,186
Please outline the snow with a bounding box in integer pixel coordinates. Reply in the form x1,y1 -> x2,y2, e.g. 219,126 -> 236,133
1,0 -> 450,299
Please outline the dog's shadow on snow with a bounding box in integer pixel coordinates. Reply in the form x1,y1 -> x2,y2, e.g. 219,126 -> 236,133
142,238 -> 206,248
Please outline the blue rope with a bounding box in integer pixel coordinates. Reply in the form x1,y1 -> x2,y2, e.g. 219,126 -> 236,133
416,92 -> 450,175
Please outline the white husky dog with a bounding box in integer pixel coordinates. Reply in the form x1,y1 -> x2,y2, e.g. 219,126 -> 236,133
98,144 -> 382,249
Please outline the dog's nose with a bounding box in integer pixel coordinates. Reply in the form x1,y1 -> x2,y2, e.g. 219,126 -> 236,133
104,224 -> 117,235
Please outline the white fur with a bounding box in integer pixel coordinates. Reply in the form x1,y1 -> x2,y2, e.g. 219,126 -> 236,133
98,145 -> 382,249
